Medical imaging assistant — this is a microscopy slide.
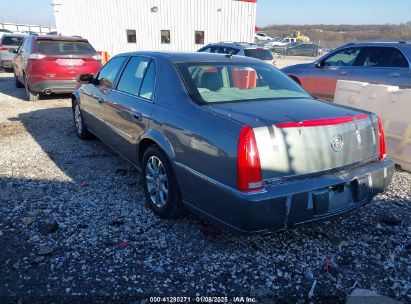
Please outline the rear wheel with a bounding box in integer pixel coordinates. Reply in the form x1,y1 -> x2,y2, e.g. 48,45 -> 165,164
142,145 -> 184,219
14,72 -> 24,88
24,75 -> 39,101
72,100 -> 92,139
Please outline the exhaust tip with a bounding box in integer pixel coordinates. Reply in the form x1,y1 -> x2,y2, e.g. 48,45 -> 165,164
44,89 -> 52,95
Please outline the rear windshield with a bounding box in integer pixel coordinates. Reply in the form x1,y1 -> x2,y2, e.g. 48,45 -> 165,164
1,36 -> 23,46
244,49 -> 274,60
176,62 -> 309,104
36,40 -> 96,55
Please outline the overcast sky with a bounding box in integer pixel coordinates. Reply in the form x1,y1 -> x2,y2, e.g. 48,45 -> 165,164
0,0 -> 410,27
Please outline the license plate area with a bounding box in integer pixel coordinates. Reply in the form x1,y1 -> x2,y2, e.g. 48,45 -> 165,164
312,175 -> 370,216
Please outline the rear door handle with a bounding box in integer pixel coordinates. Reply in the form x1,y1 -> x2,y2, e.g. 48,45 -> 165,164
133,112 -> 143,121
389,73 -> 400,78
338,71 -> 347,76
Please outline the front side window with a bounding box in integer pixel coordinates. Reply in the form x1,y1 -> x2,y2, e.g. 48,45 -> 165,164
324,47 -> 361,66
161,30 -> 170,44
195,31 -> 204,44
127,30 -> 136,43
117,56 -> 154,98
97,56 -> 126,87
177,62 -> 309,104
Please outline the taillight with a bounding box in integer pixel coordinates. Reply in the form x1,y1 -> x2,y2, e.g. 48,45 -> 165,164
28,54 -> 46,60
237,126 -> 263,191
377,116 -> 387,160
0,41 -> 6,51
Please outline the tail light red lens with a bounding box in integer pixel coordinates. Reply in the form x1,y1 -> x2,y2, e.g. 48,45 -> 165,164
237,126 -> 263,191
377,116 -> 387,160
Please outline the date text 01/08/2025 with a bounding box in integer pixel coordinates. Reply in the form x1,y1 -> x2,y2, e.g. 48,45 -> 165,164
149,296 -> 257,303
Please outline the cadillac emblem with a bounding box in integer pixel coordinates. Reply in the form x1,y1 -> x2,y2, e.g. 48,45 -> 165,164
331,135 -> 344,152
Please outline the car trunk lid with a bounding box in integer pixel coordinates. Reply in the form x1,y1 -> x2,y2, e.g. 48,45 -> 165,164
206,98 -> 380,180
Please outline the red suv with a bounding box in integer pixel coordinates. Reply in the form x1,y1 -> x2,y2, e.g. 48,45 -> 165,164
13,35 -> 102,101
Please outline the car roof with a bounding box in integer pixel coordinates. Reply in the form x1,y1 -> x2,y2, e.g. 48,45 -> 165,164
203,42 -> 270,50
115,51 -> 264,64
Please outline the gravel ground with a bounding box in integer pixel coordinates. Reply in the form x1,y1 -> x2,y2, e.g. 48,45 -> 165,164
0,71 -> 410,304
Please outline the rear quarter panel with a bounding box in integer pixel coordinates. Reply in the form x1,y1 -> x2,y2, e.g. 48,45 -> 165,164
149,56 -> 243,192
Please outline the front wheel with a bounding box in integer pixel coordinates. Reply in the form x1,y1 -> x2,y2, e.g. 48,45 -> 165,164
24,75 -> 39,101
142,145 -> 184,219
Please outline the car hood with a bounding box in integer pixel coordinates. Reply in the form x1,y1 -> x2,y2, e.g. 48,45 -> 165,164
204,98 -> 364,128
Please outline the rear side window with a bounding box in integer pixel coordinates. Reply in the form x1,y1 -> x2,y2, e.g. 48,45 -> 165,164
1,36 -> 23,46
244,49 -> 274,60
36,40 -> 96,55
361,47 -> 409,68
117,57 -> 153,97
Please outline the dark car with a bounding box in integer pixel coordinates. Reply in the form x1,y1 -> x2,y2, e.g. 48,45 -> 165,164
285,43 -> 320,57
282,41 -> 411,100
72,52 -> 394,234
12,35 -> 102,101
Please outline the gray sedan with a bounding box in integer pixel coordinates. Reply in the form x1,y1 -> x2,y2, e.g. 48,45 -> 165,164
72,52 -> 394,234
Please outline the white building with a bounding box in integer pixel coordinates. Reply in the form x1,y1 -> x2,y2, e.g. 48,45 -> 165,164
53,0 -> 257,55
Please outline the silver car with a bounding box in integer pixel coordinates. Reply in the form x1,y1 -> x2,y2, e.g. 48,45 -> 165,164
0,34 -> 25,72
198,42 -> 276,65
72,52 -> 394,234
282,41 -> 411,100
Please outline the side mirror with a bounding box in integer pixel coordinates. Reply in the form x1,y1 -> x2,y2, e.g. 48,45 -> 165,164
76,73 -> 94,84
100,78 -> 113,88
8,49 -> 17,54
315,61 -> 324,68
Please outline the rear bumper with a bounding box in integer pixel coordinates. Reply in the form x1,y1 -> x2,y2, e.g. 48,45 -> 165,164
176,158 -> 395,234
30,80 -> 78,94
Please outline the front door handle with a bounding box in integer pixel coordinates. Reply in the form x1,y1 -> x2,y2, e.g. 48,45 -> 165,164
133,112 -> 143,121
338,71 -> 347,76
98,98 -> 105,104
389,72 -> 400,78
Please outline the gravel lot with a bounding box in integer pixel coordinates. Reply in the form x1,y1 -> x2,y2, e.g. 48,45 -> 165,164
0,69 -> 410,304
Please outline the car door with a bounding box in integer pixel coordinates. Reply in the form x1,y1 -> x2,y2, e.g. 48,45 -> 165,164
103,56 -> 156,164
80,56 -> 127,137
13,37 -> 28,80
302,46 -> 363,100
348,46 -> 411,88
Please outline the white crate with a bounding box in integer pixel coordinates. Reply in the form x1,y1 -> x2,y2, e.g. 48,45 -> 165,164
334,80 -> 411,171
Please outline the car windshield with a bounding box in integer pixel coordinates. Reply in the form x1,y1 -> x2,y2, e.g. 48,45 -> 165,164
36,40 -> 96,55
244,48 -> 274,60
1,36 -> 23,46
176,62 -> 310,104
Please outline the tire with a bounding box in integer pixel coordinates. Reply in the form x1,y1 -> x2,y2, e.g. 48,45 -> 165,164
24,75 -> 39,101
72,99 -> 93,139
14,73 -> 24,88
142,145 -> 184,219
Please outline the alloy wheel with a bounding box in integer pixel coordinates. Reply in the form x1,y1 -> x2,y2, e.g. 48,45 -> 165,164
145,156 -> 168,208
74,104 -> 83,134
